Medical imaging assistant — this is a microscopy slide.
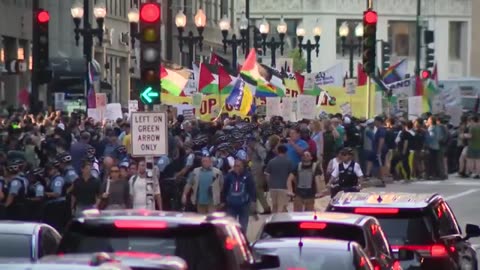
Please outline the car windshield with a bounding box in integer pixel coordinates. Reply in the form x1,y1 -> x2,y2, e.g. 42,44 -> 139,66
0,233 -> 31,258
255,246 -> 356,270
260,222 -> 366,247
377,216 -> 434,246
58,223 -> 227,270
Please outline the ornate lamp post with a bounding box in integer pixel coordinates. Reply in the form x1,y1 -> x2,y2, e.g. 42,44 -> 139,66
258,16 -> 287,67
339,22 -> 364,78
71,0 -> 106,108
296,22 -> 322,73
175,8 -> 207,69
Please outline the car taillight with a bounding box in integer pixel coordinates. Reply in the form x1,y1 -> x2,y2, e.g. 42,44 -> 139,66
224,237 -> 238,250
371,260 -> 381,270
354,208 -> 399,214
299,222 -> 327,229
391,244 -> 450,257
392,260 -> 401,270
113,220 -> 167,229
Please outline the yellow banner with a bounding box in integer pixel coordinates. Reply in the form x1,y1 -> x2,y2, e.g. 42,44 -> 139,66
284,79 -> 376,118
161,93 -> 266,121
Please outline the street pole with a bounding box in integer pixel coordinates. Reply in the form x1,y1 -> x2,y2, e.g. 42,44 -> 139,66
245,0 -> 250,58
83,0 -> 92,110
30,0 -> 40,113
415,0 -> 421,76
349,45 -> 354,78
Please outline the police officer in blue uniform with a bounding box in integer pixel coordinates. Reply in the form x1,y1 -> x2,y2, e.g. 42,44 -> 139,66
4,159 -> 28,220
43,161 -> 69,232
45,161 -> 67,199
27,168 -> 45,200
56,152 -> 78,193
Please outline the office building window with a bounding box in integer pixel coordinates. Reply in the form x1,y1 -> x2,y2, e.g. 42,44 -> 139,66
449,21 -> 464,60
220,0 -> 229,16
335,19 -> 362,56
387,21 -> 417,58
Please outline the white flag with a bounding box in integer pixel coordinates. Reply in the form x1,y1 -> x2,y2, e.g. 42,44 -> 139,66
314,63 -> 344,87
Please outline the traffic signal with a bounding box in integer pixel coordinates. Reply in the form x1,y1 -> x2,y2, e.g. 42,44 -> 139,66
139,2 -> 161,105
381,41 -> 391,72
362,9 -> 377,75
33,9 -> 50,83
425,46 -> 435,70
421,70 -> 431,80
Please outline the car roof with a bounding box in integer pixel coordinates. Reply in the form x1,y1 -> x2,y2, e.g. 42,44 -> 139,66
75,210 -> 236,226
254,238 -> 360,251
330,192 -> 441,209
265,212 -> 371,226
41,253 -> 187,269
0,263 -> 126,270
0,221 -> 45,235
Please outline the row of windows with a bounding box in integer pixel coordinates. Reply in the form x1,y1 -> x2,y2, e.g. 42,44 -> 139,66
0,0 -> 31,8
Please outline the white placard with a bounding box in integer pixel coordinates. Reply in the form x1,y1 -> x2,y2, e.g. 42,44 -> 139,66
375,92 -> 383,116
183,109 -> 195,120
407,96 -> 423,120
128,100 -> 138,117
54,93 -> 65,111
131,112 -> 168,156
340,102 -> 352,116
87,108 -> 101,122
297,95 -> 316,120
105,103 -> 123,121
345,78 -> 357,95
304,74 -> 316,90
266,97 -> 281,120
281,97 -> 293,121
95,93 -> 107,110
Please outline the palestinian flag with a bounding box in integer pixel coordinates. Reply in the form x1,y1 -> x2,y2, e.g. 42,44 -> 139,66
161,64 -> 191,96
218,64 -> 238,94
240,49 -> 283,97
198,63 -> 218,94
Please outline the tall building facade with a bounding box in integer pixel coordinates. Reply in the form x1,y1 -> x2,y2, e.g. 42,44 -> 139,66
237,0 -> 472,79
470,0 -> 480,77
0,0 -> 34,105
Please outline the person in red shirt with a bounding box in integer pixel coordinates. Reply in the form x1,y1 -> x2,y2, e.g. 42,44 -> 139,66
300,128 -> 317,161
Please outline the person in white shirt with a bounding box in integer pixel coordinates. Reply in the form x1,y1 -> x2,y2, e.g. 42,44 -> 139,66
129,160 -> 162,210
330,148 -> 364,197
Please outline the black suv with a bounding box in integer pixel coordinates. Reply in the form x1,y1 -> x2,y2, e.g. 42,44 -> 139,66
326,191 -> 480,270
57,210 -> 279,270
254,212 -> 414,270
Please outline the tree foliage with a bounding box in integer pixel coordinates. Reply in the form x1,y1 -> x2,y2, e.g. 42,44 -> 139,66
288,49 -> 307,73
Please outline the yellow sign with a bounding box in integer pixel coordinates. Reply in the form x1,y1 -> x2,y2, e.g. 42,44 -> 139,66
161,94 -> 266,121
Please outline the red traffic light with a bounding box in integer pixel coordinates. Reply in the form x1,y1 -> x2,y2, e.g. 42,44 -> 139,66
421,70 -> 431,79
37,10 -> 50,23
364,10 -> 378,24
140,3 -> 161,23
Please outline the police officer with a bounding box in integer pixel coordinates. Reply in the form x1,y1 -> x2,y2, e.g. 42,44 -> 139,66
45,161 -> 67,199
56,152 -> 78,193
330,148 -> 364,197
27,168 -> 45,200
87,146 -> 100,172
114,145 -> 129,168
4,159 -> 27,220
215,143 -> 234,175
87,154 -> 100,180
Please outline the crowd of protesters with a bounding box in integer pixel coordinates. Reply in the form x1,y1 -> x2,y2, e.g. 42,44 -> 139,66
0,105 -> 478,233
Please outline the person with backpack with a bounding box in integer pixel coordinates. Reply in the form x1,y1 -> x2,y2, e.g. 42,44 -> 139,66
287,150 -> 326,212
222,159 -> 256,233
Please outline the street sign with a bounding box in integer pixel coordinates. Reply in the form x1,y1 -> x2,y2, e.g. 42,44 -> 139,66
131,112 -> 168,156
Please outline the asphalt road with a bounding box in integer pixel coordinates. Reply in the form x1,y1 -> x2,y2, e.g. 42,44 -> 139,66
247,175 -> 480,250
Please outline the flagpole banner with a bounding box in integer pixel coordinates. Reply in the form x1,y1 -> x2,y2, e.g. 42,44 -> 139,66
387,77 -> 415,97
281,98 -> 293,122
266,97 -> 281,120
407,96 -> 423,120
314,63 -> 344,87
297,95 -> 316,120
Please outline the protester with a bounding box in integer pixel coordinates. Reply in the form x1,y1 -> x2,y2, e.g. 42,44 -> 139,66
71,160 -> 101,216
265,144 -> 294,213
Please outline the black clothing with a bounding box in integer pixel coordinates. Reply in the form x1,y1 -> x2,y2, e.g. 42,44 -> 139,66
72,177 -> 101,207
338,162 -> 359,188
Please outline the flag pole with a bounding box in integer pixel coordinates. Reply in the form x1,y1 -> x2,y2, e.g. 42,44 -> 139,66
367,76 -> 371,118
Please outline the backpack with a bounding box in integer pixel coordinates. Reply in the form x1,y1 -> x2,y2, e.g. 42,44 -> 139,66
226,174 -> 250,207
296,162 -> 318,190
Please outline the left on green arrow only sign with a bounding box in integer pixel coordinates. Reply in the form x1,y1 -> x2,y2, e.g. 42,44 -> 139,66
140,86 -> 160,104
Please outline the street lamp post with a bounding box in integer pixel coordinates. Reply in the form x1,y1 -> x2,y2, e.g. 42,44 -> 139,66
339,22 -> 363,78
71,0 -> 106,109
296,22 -> 322,73
219,15 -> 242,69
175,9 -> 206,69
258,16 -> 287,68
127,6 -> 140,48
238,12 -> 250,54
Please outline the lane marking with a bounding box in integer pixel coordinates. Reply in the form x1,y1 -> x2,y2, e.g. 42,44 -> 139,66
414,181 -> 480,186
444,189 -> 480,201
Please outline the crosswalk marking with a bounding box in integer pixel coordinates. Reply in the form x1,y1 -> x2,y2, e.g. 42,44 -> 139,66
414,180 -> 480,186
